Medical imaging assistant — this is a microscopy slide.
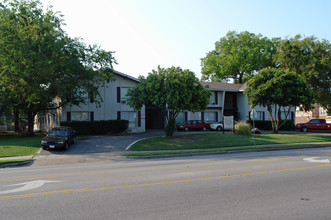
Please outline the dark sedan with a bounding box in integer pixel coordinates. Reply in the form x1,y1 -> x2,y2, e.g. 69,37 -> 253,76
41,127 -> 76,150
176,120 -> 211,131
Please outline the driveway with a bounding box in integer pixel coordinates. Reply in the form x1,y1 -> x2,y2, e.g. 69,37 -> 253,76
33,130 -> 222,166
39,130 -> 166,155
33,130 -> 167,166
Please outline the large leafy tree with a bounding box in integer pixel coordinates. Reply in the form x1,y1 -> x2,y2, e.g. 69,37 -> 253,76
127,66 -> 211,136
201,31 -> 280,83
245,67 -> 314,133
274,35 -> 331,112
0,0 -> 116,135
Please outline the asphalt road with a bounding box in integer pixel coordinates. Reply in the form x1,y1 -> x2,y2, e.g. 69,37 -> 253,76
1,147 -> 331,220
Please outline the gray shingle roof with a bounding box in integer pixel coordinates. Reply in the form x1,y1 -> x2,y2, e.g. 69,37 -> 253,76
200,82 -> 247,92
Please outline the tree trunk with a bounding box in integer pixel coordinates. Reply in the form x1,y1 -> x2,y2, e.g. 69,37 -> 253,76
165,111 -> 176,137
27,112 -> 36,136
14,108 -> 20,133
269,109 -> 278,134
278,107 -> 291,130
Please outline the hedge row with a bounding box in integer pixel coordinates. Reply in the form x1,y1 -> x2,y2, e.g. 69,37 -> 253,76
246,120 -> 296,131
60,120 -> 129,135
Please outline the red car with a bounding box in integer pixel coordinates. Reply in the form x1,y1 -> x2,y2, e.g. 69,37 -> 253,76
296,119 -> 331,132
176,120 -> 211,131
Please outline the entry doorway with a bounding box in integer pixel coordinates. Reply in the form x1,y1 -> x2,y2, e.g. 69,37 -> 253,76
145,107 -> 164,129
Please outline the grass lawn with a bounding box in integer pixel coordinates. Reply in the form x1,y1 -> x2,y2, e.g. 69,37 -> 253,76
129,133 -> 331,151
0,134 -> 43,157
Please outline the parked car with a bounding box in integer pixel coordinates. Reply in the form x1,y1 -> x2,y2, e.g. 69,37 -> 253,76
210,121 -> 238,131
41,127 -> 76,150
296,119 -> 331,132
176,120 -> 211,131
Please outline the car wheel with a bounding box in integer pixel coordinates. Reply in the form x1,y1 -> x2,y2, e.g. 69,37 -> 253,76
202,127 -> 207,131
184,127 -> 189,131
217,126 -> 223,131
302,127 -> 308,132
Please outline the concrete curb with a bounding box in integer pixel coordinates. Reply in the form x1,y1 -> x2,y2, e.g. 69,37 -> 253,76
125,135 -> 166,151
124,144 -> 331,159
0,154 -> 36,168
125,138 -> 149,151
0,159 -> 34,168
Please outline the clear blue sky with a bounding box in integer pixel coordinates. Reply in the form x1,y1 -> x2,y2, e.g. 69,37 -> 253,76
41,0 -> 331,79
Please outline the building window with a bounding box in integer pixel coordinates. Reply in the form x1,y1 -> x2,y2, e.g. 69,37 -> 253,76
256,111 -> 263,120
90,112 -> 94,121
209,92 -> 217,105
204,112 -> 217,123
176,112 -> 185,124
72,111 -> 89,121
120,88 -> 130,104
117,111 -> 121,120
122,111 -> 136,128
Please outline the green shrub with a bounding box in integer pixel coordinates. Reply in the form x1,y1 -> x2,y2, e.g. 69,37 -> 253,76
234,121 -> 252,136
60,120 -> 129,135
247,120 -> 295,131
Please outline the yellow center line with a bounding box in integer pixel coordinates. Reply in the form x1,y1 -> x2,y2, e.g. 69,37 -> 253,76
0,156 -> 308,183
1,163 -> 330,201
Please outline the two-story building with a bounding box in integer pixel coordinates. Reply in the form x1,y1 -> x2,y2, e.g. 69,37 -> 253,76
35,74 -> 296,132
175,81 -> 295,125
34,70 -> 146,133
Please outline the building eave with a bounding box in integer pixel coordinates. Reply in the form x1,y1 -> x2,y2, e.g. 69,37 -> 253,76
113,70 -> 140,83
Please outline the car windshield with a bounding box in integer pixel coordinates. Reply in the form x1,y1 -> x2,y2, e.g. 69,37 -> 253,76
48,129 -> 68,137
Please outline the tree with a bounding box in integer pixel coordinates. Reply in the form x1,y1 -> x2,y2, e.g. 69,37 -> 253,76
245,67 -> 314,133
0,0 -> 116,135
201,31 -> 280,83
127,66 -> 211,136
274,35 -> 331,112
